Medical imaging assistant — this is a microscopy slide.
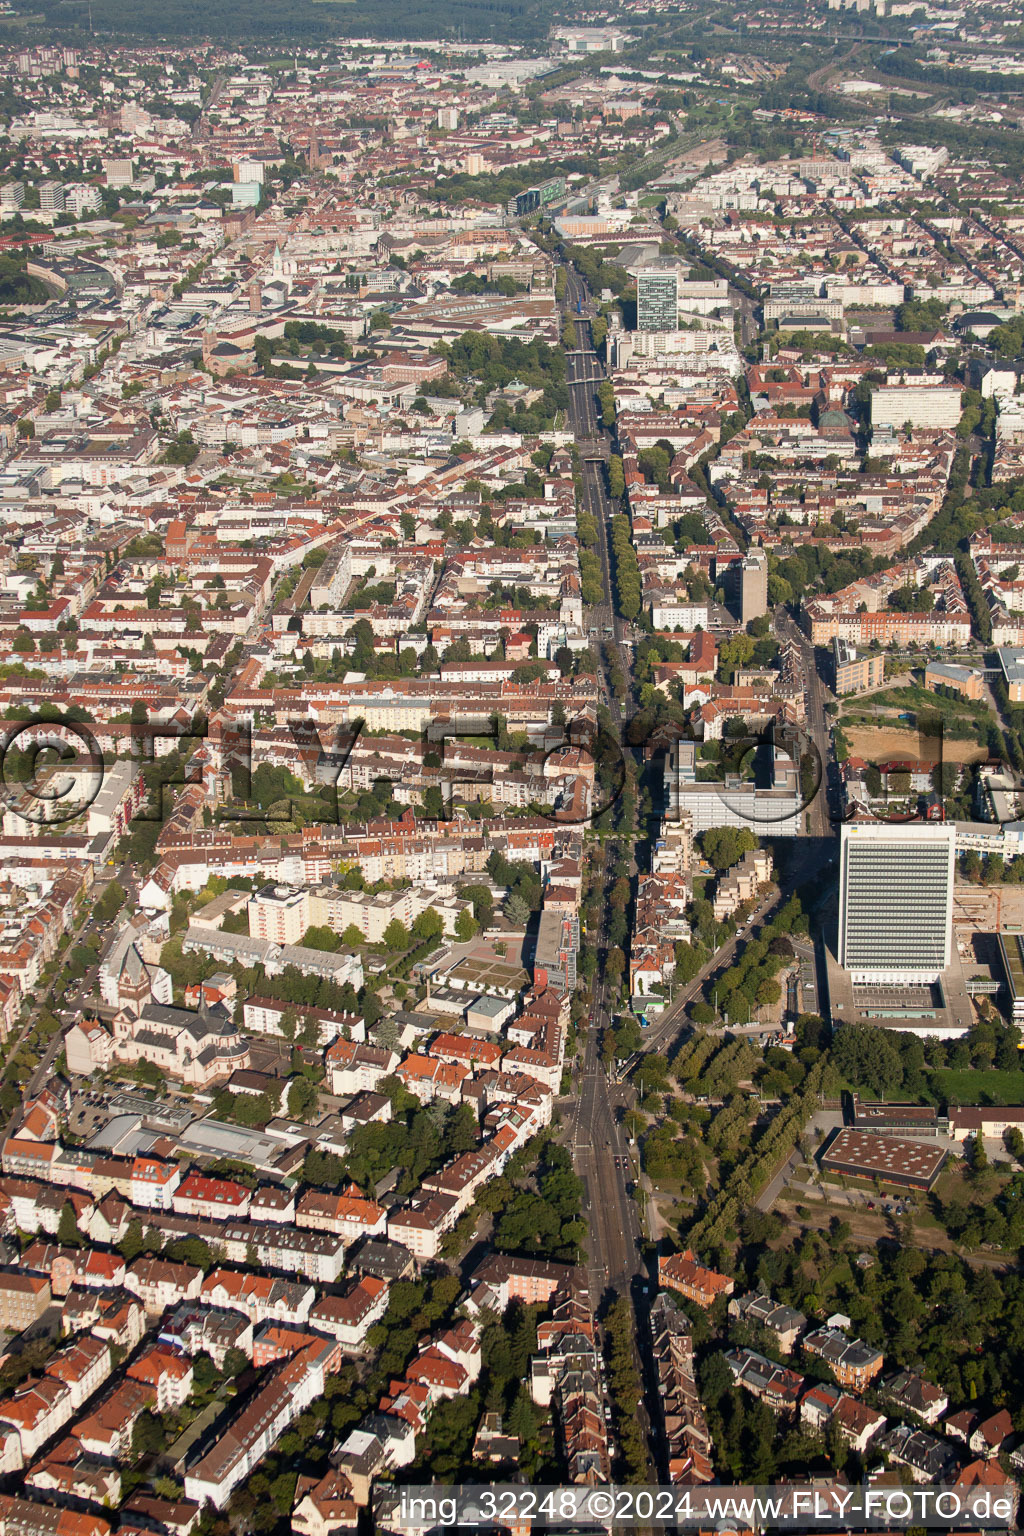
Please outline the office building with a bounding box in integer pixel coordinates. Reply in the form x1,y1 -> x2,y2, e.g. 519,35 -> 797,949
665,741 -> 802,836
677,276 -> 730,315
234,158 -> 266,185
998,647 -> 1024,704
833,638 -> 884,696
999,930 -> 1024,1022
65,184 -> 101,216
533,907 -> 578,995
637,264 -> 679,333
509,177 -> 565,218
923,660 -> 982,701
763,282 -> 843,331
838,821 -> 955,983
739,550 -> 768,623
104,157 -> 135,187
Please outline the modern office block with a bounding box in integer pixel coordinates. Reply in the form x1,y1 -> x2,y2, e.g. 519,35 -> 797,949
833,638 -> 884,695
637,264 -> 679,333
838,821 -> 955,983
739,550 -> 768,623
665,741 -> 801,836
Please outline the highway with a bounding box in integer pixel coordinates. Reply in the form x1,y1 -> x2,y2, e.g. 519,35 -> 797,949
561,255 -> 645,1277
550,208 -> 853,1494
557,243 -> 842,1479
565,864 -> 652,1472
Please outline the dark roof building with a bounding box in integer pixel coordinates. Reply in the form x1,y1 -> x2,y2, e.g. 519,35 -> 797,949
820,1128 -> 947,1191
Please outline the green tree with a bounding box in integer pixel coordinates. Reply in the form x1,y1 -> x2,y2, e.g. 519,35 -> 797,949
288,1076 -> 319,1121
118,1218 -> 146,1263
702,826 -> 758,872
455,907 -> 477,942
382,919 -> 410,952
411,906 -> 444,945
461,884 -> 494,926
58,1201 -> 85,1248
94,881 -> 126,923
608,455 -> 625,499
132,1409 -> 166,1462
301,925 -> 341,952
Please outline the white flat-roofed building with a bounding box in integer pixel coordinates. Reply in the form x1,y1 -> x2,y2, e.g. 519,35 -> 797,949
665,741 -> 802,837
247,885 -> 309,946
871,383 -> 962,430
838,821 -> 955,983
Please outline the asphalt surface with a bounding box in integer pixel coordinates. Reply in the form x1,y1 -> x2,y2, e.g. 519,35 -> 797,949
775,609 -> 837,839
560,256 -> 655,1472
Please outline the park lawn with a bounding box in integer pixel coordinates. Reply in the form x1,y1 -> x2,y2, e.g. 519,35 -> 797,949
930,1068 -> 1024,1106
817,1257 -> 854,1304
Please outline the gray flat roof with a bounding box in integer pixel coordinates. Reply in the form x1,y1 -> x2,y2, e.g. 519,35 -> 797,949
178,1117 -> 289,1163
999,647 -> 1024,685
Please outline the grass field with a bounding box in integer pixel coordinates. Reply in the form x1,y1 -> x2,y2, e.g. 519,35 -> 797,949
930,1068 -> 1024,1106
861,684 -> 991,719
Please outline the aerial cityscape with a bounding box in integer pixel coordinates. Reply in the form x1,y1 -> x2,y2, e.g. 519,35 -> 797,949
2,0 -> 1024,1530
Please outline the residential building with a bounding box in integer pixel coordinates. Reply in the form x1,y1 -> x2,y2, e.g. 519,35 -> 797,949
658,1250 -> 734,1308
